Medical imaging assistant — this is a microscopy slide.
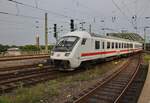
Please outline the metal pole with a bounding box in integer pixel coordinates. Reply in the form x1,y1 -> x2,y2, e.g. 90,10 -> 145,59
45,13 -> 48,52
144,27 -> 146,50
89,24 -> 91,33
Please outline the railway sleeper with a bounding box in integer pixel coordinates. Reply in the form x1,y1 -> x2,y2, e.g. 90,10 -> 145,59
96,90 -> 120,97
90,94 -> 115,102
99,88 -> 121,94
120,97 -> 134,103
110,80 -> 128,84
89,97 -> 113,103
107,82 -> 126,87
104,85 -> 123,90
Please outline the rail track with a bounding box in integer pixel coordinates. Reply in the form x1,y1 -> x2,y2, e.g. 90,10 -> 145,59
0,54 -> 141,96
0,63 -> 61,94
0,54 -> 49,61
67,54 -> 142,103
118,64 -> 148,103
0,62 -> 86,94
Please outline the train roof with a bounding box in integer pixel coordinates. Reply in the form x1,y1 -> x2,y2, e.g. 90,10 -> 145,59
64,31 -> 141,43
90,33 -> 134,42
65,31 -> 91,38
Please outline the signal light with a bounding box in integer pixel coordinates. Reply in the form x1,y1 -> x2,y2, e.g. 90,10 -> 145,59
54,24 -> 57,38
70,19 -> 74,32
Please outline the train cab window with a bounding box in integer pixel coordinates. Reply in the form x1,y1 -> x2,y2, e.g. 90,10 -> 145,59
81,38 -> 87,45
115,43 -> 118,48
112,42 -> 114,49
95,41 -> 100,49
102,42 -> 105,49
107,42 -> 110,49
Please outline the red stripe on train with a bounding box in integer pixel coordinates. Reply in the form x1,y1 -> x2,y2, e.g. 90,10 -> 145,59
81,50 -> 117,56
81,49 -> 142,57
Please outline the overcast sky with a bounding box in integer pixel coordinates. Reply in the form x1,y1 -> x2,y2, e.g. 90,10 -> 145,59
0,0 -> 150,45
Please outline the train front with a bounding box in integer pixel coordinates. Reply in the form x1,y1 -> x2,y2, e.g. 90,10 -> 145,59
50,35 -> 80,71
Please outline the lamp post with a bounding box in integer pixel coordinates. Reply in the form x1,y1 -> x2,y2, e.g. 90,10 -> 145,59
143,17 -> 150,50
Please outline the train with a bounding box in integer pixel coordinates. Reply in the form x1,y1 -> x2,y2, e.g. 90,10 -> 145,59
50,31 -> 143,71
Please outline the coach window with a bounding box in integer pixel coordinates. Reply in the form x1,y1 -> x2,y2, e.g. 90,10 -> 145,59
115,43 -> 118,49
81,38 -> 87,45
95,41 -> 100,49
129,44 -> 131,48
127,43 -> 129,48
112,42 -> 114,49
107,42 -> 110,49
131,44 -> 133,48
124,43 -> 126,48
119,43 -> 121,48
122,43 -> 124,48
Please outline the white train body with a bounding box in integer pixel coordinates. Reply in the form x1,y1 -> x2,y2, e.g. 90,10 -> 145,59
51,31 -> 143,70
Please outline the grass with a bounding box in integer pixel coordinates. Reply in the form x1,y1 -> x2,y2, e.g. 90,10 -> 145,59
144,54 -> 150,63
0,80 -> 60,103
0,60 -> 123,103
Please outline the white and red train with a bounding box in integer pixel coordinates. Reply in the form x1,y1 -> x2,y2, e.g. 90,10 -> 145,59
51,31 -> 143,71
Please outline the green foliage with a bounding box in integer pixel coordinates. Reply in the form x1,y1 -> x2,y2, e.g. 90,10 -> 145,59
40,45 -> 53,50
144,54 -> 150,63
0,44 -> 54,53
0,44 -> 10,53
20,45 -> 53,51
19,45 -> 40,51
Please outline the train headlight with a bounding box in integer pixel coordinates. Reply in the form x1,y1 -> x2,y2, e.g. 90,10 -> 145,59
65,53 -> 70,56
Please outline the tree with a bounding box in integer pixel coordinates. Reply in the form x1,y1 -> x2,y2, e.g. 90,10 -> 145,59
0,44 -> 9,53
19,45 -> 40,51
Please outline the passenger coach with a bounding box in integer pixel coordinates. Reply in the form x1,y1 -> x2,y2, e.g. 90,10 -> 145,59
51,31 -> 143,71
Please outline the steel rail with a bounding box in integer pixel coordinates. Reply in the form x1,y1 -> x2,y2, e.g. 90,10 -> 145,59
71,54 -> 141,103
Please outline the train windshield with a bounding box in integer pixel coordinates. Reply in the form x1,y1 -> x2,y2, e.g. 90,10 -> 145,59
53,36 -> 79,52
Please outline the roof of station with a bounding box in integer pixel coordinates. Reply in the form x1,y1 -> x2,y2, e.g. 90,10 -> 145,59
106,33 -> 144,43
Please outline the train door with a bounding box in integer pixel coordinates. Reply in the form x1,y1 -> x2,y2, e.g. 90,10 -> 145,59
79,38 -> 90,60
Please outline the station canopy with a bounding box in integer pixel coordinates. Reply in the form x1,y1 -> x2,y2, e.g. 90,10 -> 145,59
106,33 -> 144,43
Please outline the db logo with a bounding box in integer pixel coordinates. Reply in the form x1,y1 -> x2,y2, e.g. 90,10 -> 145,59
57,54 -> 60,57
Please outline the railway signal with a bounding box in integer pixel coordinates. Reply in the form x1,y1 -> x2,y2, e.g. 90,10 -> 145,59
70,19 -> 74,32
54,24 -> 58,40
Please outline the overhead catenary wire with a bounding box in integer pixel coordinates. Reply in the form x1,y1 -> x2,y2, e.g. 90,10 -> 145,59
0,11 -> 43,20
138,0 -> 150,18
73,0 -> 105,21
0,19 -> 35,25
0,10 -> 70,25
121,1 -> 133,16
7,0 -> 82,21
112,0 -> 135,29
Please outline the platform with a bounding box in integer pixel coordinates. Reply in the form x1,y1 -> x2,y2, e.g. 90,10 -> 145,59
138,61 -> 150,103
